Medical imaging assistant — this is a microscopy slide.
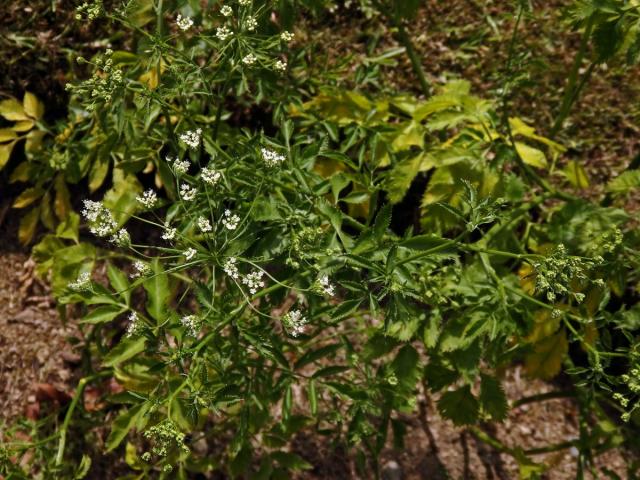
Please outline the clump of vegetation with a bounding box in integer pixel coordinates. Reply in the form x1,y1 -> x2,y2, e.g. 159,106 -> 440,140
2,0 -> 640,478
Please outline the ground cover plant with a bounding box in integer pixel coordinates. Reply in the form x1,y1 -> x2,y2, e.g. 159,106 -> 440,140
2,0 -> 640,478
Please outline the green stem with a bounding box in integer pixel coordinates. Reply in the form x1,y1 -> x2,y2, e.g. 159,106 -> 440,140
512,390 -> 575,408
395,22 -> 431,97
55,372 -> 111,466
550,17 -> 594,136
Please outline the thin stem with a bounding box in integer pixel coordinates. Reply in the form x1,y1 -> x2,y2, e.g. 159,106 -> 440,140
512,390 -> 575,409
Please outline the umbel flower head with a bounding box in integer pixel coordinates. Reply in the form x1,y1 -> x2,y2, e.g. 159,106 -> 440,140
179,128 -> 202,149
176,14 -> 193,31
221,209 -> 240,230
82,200 -> 117,237
282,309 -> 308,337
261,147 -> 285,167
136,189 -> 158,209
69,272 -> 92,292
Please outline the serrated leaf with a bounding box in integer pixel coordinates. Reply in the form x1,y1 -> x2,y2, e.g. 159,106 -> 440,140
400,234 -> 452,251
373,203 -> 392,241
524,329 -> 568,379
606,170 -> 640,194
107,263 -> 132,305
23,92 -> 44,120
0,98 -> 28,121
480,374 -> 508,421
437,385 -> 479,425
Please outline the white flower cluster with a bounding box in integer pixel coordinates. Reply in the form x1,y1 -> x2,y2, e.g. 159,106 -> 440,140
274,60 -> 287,72
222,209 -> 240,230
281,31 -> 294,42
162,225 -> 177,241
184,248 -> 197,261
180,183 -> 197,201
197,216 -> 212,233
172,157 -> 190,175
131,261 -> 151,278
318,274 -> 335,296
261,147 -> 285,166
110,228 -> 131,247
69,272 -> 91,292
245,16 -> 257,31
282,309 -> 307,337
176,14 -> 194,31
216,25 -> 232,41
126,312 -> 143,337
201,166 -> 221,185
136,189 -> 158,209
239,0 -> 251,5
179,128 -> 202,149
242,53 -> 257,66
180,315 -> 201,337
82,200 -> 117,237
242,270 -> 265,294
223,257 -> 240,279
220,5 -> 233,16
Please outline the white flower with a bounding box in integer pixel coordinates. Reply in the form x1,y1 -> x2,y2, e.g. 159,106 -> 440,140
180,183 -> 197,201
274,59 -> 287,72
184,248 -> 197,261
110,228 -> 131,247
136,189 -> 158,209
245,16 -> 257,31
220,5 -> 233,16
221,209 -> 240,230
280,31 -> 294,42
176,14 -> 194,31
180,315 -> 201,337
239,0 -> 251,5
318,274 -> 335,296
242,53 -> 257,66
197,216 -> 212,233
82,200 -> 118,237
260,147 -> 285,167
131,261 -> 151,279
179,128 -> 202,149
216,25 -> 232,40
282,309 -> 307,337
242,270 -> 265,294
162,225 -> 177,241
126,312 -> 143,337
69,272 -> 91,292
169,156 -> 190,175
201,166 -> 221,185
223,257 -> 240,279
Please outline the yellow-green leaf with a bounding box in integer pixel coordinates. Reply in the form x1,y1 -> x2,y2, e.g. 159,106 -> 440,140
525,329 -> 568,379
54,174 -> 72,221
40,191 -> 56,230
563,160 -> 589,189
0,128 -> 17,142
13,186 -> 44,209
25,130 -> 45,154
0,141 -> 16,170
23,92 -> 44,120
19,207 -> 40,245
12,120 -> 34,132
0,98 -> 28,121
9,161 -> 32,183
515,142 -> 547,169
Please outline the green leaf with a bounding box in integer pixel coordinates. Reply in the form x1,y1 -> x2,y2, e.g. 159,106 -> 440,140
104,336 -> 146,367
294,343 -> 341,369
479,374 -> 508,421
312,365 -> 350,379
23,92 -> 44,120
73,455 -> 92,479
103,169 -> 142,226
373,203 -> 392,242
81,305 -> 126,324
271,451 -> 313,471
106,403 -> 148,451
142,258 -> 169,323
606,170 -> 640,194
400,234 -> 451,251
12,186 -> 44,209
437,385 -> 479,425
515,142 -> 548,169
0,128 -> 17,142
562,160 -> 589,189
385,155 -> 423,204
107,263 -> 132,305
391,345 -> 420,390
424,362 -> 459,392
